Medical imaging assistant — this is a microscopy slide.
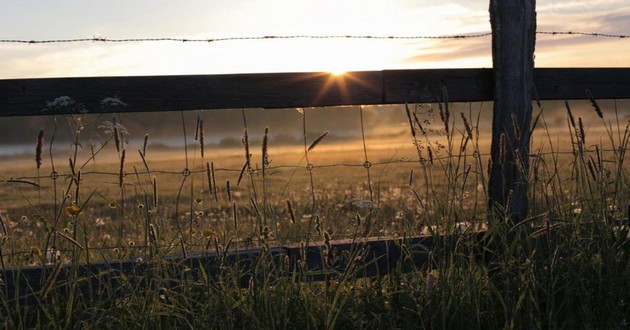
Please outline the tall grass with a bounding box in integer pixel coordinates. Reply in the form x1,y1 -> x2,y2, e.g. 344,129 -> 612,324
1,96 -> 629,329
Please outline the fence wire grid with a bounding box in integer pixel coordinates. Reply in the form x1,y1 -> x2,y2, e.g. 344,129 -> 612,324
0,96 -> 620,262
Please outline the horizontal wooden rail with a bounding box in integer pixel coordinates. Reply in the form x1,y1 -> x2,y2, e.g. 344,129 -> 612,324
2,234 -> 451,306
1,68 -> 628,116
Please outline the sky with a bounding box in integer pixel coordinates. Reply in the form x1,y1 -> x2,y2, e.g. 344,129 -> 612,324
0,0 -> 629,78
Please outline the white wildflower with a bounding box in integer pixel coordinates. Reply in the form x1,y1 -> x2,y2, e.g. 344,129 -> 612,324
46,96 -> 75,108
46,246 -> 61,264
43,96 -> 86,113
98,120 -> 130,143
100,96 -> 127,108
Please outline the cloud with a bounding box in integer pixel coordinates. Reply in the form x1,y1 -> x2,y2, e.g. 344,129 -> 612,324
403,37 -> 490,64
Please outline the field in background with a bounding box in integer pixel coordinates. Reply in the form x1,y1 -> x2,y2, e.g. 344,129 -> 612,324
1,97 -> 629,328
0,100 -> 627,264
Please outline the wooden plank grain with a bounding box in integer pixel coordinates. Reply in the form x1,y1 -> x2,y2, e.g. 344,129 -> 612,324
534,68 -> 630,100
1,68 -> 629,117
384,68 -> 494,103
0,71 -> 383,116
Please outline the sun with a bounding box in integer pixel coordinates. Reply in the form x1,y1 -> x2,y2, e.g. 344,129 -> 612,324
328,69 -> 347,76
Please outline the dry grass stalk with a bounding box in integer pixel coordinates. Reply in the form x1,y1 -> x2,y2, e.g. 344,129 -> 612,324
36,129 -> 44,169
194,116 -> 201,141
113,126 -> 120,153
510,212 -> 548,231
0,211 -> 8,236
138,149 -> 150,175
286,200 -> 296,224
89,142 -> 96,164
461,113 -> 473,139
242,128 -> 251,167
462,164 -> 471,190
438,103 -> 447,134
308,131 -> 329,152
199,119 -> 205,158
408,168 -> 414,186
410,187 -> 425,209
461,136 -> 470,152
211,162 -> 218,200
232,201 -> 238,229
250,197 -> 261,217
236,161 -> 247,186
585,90 -> 604,119
511,113 -> 521,142
587,159 -> 598,181
119,149 -> 126,188
262,126 -> 269,176
499,133 -> 506,164
405,104 -> 416,137
56,230 -> 84,250
578,117 -> 586,145
487,157 -> 493,176
75,171 -> 81,202
427,146 -> 434,165
565,101 -> 577,129
439,87 -> 450,135
206,162 -> 213,195
142,134 -> 149,156
149,223 -> 157,245
442,86 -> 450,123
412,112 -> 425,135
68,157 -> 76,180
595,145 -> 602,168
315,214 -> 322,236
226,180 -> 232,202
505,189 -> 514,213
41,261 -> 63,300
179,235 -> 187,259
529,223 -> 562,238
152,176 -> 158,208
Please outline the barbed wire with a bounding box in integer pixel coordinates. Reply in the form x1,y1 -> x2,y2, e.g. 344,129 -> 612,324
0,30 -> 627,45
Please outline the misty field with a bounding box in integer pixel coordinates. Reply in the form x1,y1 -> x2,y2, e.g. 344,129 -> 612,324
1,99 -> 630,328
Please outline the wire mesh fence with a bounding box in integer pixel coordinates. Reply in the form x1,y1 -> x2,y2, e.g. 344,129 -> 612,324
1,97 -> 629,267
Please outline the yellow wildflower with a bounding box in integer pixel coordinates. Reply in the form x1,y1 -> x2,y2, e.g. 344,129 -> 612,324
30,246 -> 42,256
202,229 -> 214,239
65,205 -> 81,216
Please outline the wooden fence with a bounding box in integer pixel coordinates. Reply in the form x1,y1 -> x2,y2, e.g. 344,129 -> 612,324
1,67 -> 629,305
1,68 -> 629,116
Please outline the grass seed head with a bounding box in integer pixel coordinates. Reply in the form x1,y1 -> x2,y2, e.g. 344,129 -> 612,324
461,113 -> 473,139
308,131 -> 329,152
585,89 -> 604,119
565,100 -> 577,129
499,133 -> 506,164
36,129 -> 44,169
405,104 -> 416,137
199,119 -> 205,158
119,149 -> 126,187
578,117 -> 586,145
511,113 -> 521,142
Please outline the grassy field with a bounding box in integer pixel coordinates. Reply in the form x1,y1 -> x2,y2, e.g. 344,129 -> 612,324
1,99 -> 630,328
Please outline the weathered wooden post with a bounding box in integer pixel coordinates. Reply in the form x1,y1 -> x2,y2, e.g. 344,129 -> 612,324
488,0 -> 537,223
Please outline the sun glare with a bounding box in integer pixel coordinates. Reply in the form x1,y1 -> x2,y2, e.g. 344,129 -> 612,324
328,69 -> 347,76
